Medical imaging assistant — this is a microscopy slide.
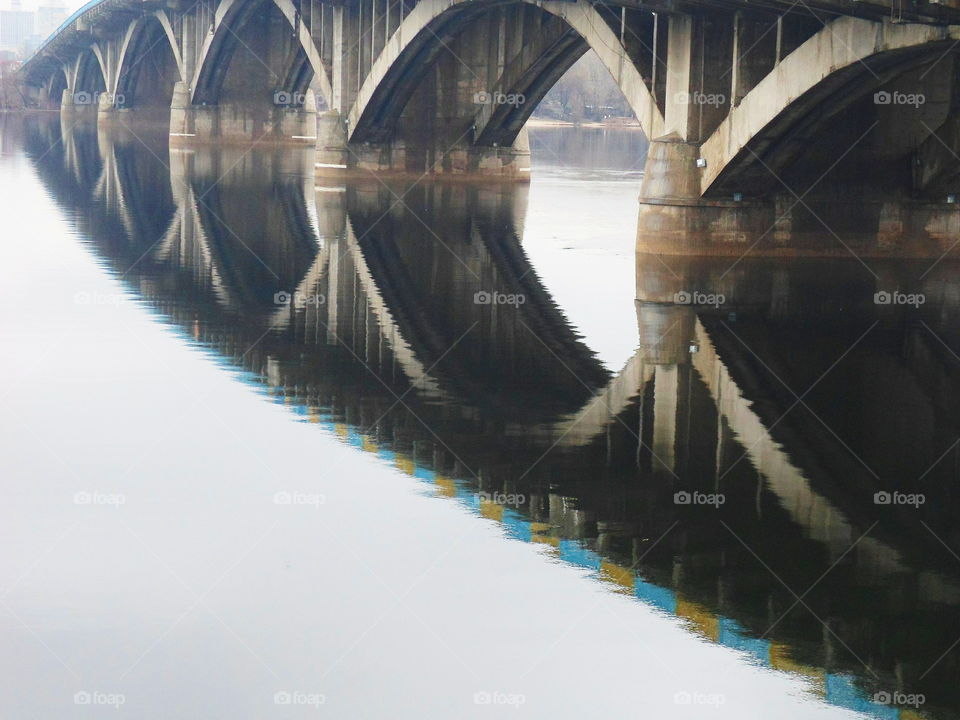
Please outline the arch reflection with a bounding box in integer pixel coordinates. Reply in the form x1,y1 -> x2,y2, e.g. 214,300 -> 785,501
20,114 -> 960,720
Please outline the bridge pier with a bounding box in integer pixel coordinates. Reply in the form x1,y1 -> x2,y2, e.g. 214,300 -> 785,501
637,182 -> 960,259
317,123 -> 531,180
315,110 -> 348,171
636,11 -> 759,254
636,135 -> 767,254
97,90 -> 119,122
60,88 -> 96,122
169,82 -> 318,145
33,86 -> 52,110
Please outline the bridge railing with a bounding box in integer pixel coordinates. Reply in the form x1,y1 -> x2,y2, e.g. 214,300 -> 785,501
20,0 -> 112,72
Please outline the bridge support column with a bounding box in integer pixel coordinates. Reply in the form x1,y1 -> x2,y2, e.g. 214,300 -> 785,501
169,81 -> 200,140
326,126 -> 531,180
278,89 -> 318,141
637,11 -> 764,254
636,137 -> 757,253
60,87 -> 96,122
331,5 -> 359,115
315,110 -> 349,174
171,101 -> 317,145
97,90 -> 119,124
661,13 -> 732,143
182,14 -> 196,94
59,88 -> 75,121
636,137 -> 713,252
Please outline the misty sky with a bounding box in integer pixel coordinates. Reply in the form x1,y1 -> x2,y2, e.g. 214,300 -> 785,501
4,0 -> 82,14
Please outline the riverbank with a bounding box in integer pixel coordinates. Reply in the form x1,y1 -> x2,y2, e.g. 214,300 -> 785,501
526,116 -> 642,129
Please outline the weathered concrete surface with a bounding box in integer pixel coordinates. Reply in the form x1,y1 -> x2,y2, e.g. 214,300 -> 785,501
346,0 -> 664,146
636,195 -> 960,258
170,82 -> 317,145
316,125 -> 531,180
700,17 -> 960,194
639,136 -> 701,203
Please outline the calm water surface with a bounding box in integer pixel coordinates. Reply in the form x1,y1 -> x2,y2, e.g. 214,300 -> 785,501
2,115 -> 960,719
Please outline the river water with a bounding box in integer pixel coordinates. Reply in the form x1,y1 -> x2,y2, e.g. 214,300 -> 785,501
2,115 -> 959,719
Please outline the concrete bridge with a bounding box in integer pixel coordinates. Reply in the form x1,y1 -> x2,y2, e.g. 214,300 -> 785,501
19,0 -> 960,254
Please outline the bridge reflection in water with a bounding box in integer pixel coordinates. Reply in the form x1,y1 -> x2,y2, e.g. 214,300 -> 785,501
21,114 -> 960,720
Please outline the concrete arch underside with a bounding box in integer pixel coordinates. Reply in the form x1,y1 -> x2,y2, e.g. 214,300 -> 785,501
700,16 -> 960,195
112,15 -> 183,119
345,0 -> 663,145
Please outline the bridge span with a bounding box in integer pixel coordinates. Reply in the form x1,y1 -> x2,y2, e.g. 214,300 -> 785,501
18,0 -> 960,255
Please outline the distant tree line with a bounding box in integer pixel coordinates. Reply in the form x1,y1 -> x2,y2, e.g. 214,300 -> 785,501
534,51 -> 633,122
0,60 -> 26,111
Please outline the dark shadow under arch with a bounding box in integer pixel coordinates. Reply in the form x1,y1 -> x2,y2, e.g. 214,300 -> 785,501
115,16 -> 181,116
349,1 -> 644,148
192,0 -> 282,106
75,49 -> 106,97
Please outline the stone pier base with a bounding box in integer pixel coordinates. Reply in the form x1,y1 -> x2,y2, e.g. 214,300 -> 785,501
637,136 -> 960,258
637,196 -> 960,259
168,82 -> 317,145
60,89 -> 97,122
316,115 -> 531,181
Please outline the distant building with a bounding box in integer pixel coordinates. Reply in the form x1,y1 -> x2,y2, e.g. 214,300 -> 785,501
0,3 -> 35,56
0,0 -> 65,57
36,4 -> 67,40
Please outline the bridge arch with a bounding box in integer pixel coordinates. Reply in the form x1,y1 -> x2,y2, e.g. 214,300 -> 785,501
114,15 -> 183,119
46,67 -> 67,109
347,0 -> 663,146
191,0 -> 331,107
72,48 -> 106,102
699,17 -> 959,195
191,0 -> 273,106
269,0 -> 333,108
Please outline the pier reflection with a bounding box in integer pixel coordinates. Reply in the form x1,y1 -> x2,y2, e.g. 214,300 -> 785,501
21,114 -> 960,720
